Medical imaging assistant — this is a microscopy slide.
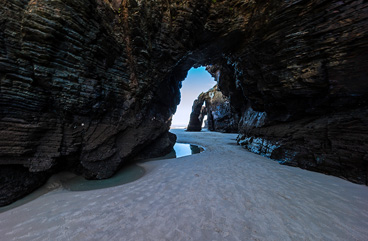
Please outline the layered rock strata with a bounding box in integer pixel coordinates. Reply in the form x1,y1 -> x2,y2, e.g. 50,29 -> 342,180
1,0 -> 367,205
237,106 -> 368,184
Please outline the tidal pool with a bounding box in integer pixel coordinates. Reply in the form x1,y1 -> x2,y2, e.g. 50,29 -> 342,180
0,143 -> 203,212
172,143 -> 204,158
61,165 -> 145,191
0,165 -> 144,213
61,143 -> 203,191
144,143 -> 204,161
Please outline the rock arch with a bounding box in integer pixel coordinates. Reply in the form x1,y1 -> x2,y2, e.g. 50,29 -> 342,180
187,85 -> 239,132
1,0 -> 367,205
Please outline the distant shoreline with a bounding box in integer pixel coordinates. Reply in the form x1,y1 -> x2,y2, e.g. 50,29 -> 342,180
170,125 -> 186,129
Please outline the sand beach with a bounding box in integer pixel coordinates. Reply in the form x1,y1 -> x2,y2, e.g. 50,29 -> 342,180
1,129 -> 367,241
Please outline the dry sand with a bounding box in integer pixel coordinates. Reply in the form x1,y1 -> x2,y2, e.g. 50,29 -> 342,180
1,129 -> 368,241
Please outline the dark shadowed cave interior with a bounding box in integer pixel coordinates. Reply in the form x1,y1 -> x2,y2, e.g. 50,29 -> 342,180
0,0 -> 367,210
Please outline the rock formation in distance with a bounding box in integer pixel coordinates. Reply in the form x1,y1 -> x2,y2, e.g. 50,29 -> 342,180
187,85 -> 239,133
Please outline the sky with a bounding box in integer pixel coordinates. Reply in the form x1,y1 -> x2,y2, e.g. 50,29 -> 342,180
171,67 -> 215,127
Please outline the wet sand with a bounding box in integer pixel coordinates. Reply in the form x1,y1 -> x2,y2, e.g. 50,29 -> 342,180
1,129 -> 368,241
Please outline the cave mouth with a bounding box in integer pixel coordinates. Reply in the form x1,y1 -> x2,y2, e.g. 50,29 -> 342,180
171,66 -> 215,129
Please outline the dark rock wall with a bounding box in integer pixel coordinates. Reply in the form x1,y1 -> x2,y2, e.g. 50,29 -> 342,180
204,0 -> 368,184
237,107 -> 368,184
0,0 -> 367,205
1,0 -> 242,204
205,86 -> 239,133
225,1 -> 368,184
0,165 -> 49,206
0,0 -> 218,176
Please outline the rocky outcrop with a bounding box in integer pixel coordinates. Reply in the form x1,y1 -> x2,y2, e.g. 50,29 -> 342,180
187,85 -> 239,132
205,85 -> 239,133
187,92 -> 206,131
208,1 -> 368,184
134,132 -> 177,160
1,0 -> 367,205
237,106 -> 368,184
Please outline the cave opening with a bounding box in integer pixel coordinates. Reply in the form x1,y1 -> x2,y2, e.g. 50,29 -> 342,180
171,66 -> 215,129
0,0 -> 367,214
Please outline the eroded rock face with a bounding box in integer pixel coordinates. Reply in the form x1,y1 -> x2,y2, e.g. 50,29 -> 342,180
134,132 -> 177,160
187,85 -> 239,132
237,106 -> 368,184
1,0 -> 367,204
208,0 -> 368,184
187,92 -> 206,131
205,86 -> 240,133
0,165 -> 49,206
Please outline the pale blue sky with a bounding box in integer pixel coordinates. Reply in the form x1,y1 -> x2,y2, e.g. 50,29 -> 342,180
172,67 -> 215,127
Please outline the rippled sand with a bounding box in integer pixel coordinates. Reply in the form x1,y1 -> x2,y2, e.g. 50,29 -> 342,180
1,129 -> 368,241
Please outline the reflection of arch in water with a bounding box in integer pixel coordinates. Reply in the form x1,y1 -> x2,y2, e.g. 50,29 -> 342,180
190,144 -> 203,154
143,143 -> 204,162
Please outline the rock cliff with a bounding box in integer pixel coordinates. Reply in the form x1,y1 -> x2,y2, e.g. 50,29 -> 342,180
1,0 -> 367,205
